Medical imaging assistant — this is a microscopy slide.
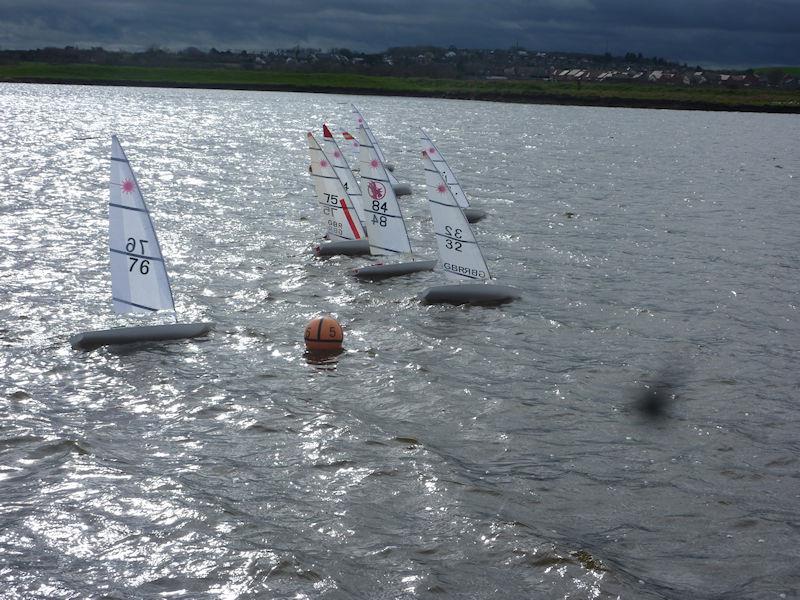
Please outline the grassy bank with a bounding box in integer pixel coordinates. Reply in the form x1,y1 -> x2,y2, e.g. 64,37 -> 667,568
2,62 -> 799,113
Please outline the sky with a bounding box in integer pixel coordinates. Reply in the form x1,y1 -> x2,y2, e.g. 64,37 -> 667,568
1,0 -> 798,69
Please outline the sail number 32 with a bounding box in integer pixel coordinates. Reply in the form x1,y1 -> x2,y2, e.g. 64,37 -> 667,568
444,226 -> 463,252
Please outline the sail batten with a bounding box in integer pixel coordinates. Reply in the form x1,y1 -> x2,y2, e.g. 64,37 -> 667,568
108,202 -> 150,213
110,249 -> 165,262
112,297 -> 160,312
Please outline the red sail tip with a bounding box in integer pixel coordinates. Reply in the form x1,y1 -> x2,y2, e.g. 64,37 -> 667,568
323,123 -> 333,138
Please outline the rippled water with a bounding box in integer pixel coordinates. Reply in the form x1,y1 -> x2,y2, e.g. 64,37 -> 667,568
1,83 -> 798,599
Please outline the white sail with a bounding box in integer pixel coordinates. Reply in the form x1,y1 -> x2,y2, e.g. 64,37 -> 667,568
307,132 -> 366,242
421,151 -> 491,282
351,104 -> 402,188
352,105 -> 387,163
338,128 -> 361,169
386,165 -> 402,189
109,135 -> 175,314
322,124 -> 365,226
419,128 -> 470,209
358,126 -> 412,255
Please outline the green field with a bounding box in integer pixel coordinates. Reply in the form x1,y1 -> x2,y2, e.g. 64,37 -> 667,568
2,62 -> 798,112
756,66 -> 800,76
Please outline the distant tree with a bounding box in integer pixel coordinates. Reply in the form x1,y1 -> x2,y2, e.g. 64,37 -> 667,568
765,68 -> 785,85
180,46 -> 204,58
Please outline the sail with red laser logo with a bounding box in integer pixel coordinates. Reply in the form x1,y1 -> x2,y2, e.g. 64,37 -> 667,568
351,125 -> 435,280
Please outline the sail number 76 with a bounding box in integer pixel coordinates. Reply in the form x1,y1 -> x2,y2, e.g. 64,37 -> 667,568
128,257 -> 150,274
126,237 -> 151,274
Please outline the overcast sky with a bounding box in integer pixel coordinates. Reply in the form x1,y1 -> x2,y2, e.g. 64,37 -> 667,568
1,0 -> 798,68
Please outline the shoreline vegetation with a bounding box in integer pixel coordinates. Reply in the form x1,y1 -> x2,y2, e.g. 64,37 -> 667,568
2,62 -> 799,113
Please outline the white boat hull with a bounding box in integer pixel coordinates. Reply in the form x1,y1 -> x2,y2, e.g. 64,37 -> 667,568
70,322 -> 213,351
419,284 -> 520,306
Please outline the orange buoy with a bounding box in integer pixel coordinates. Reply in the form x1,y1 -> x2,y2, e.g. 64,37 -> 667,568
304,315 -> 343,352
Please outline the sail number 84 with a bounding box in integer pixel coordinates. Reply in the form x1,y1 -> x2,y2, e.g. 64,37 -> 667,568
371,200 -> 388,227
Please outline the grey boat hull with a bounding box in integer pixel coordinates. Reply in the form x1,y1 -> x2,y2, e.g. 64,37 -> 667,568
314,239 -> 371,257
419,284 -> 520,306
353,259 -> 436,281
392,182 -> 412,197
70,322 -> 214,351
463,207 -> 487,223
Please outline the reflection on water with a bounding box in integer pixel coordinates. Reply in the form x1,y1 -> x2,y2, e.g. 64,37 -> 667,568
1,83 -> 799,598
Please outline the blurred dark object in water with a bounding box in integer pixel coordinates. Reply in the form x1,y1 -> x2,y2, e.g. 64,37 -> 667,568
634,381 -> 675,417
632,366 -> 688,418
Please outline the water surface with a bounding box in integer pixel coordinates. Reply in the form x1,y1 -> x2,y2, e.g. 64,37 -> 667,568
1,83 -> 798,599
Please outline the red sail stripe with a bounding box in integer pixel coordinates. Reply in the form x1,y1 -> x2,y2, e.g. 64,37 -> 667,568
339,197 -> 361,240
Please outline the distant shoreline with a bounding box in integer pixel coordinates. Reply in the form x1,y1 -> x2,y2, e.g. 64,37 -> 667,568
2,67 -> 799,114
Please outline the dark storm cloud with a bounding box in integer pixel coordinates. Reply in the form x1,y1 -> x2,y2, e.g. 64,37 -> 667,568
1,0 -> 798,67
